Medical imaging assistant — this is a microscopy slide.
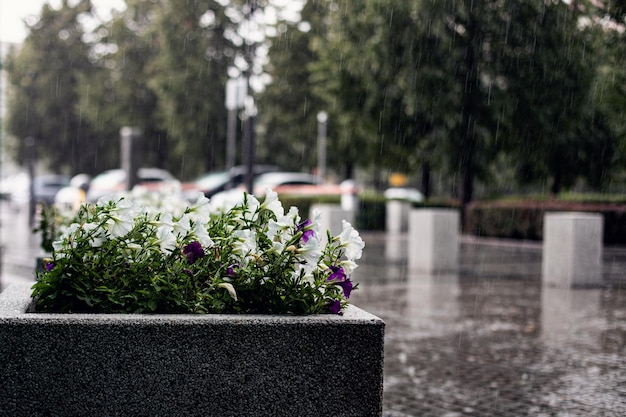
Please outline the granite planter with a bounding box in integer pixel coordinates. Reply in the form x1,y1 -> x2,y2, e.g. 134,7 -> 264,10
0,282 -> 385,417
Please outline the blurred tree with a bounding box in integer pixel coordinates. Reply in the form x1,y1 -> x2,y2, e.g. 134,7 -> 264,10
5,0 -> 111,175
147,0 -> 236,179
495,1 -> 609,194
256,0 -> 327,174
310,0 -> 504,204
77,0 -> 167,171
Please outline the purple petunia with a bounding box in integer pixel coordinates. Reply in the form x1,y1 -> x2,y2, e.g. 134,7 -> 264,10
327,266 -> 346,282
327,299 -> 343,315
297,219 -> 315,243
44,261 -> 55,272
327,266 -> 352,298
183,241 -> 205,265
226,264 -> 239,277
336,279 -> 353,298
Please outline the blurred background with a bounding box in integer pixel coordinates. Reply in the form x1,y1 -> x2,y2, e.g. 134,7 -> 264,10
0,0 -> 625,235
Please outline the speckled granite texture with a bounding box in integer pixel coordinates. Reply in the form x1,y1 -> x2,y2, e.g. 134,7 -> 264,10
0,282 -> 384,417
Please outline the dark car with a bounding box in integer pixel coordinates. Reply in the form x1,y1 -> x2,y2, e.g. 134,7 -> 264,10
33,175 -> 71,206
185,165 -> 280,199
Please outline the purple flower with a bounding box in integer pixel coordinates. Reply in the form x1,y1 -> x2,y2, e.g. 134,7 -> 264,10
327,299 -> 343,315
226,264 -> 239,277
327,266 -> 346,282
183,241 -> 205,265
297,219 -> 315,243
336,279 -> 353,298
44,261 -> 55,272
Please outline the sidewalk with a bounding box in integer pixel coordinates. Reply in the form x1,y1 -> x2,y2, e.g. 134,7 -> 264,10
2,203 -> 625,416
351,233 -> 625,417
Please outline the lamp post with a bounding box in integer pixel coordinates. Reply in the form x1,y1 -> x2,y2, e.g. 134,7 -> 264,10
225,77 -> 247,174
317,111 -> 328,182
120,127 -> 142,191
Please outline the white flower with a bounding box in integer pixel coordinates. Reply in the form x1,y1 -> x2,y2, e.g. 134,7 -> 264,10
232,229 -> 257,257
104,213 -> 135,238
172,213 -> 192,238
218,282 -> 238,301
82,222 -> 106,247
192,222 -> 214,248
298,235 -> 322,266
339,259 -> 359,274
154,225 -> 177,254
260,188 -> 284,218
187,192 -> 212,223
339,220 -> 365,260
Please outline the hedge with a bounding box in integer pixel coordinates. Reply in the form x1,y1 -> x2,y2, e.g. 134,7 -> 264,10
466,200 -> 626,245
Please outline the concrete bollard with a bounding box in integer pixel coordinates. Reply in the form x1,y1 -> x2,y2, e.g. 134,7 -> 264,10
408,209 -> 460,273
386,200 -> 411,233
542,212 -> 603,287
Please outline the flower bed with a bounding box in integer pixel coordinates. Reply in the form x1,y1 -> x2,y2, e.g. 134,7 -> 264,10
0,282 -> 385,417
1,190 -> 384,416
33,189 -> 364,314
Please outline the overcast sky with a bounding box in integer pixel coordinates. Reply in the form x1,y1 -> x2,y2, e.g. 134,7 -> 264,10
0,0 -> 125,44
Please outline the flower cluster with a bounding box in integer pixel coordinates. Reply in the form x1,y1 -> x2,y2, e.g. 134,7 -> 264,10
32,189 -> 364,315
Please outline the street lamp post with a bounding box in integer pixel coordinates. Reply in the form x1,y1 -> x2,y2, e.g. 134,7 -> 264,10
225,77 -> 247,174
317,111 -> 328,182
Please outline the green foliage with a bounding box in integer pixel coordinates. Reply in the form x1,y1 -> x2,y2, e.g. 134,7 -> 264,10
256,0 -> 328,172
32,191 -> 363,314
466,198 -> 626,244
4,0 -> 114,174
3,0 -> 626,200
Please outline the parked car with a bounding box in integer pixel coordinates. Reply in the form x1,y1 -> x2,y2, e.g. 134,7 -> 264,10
183,165 -> 280,200
383,187 -> 424,203
252,172 -> 353,197
34,175 -> 72,206
251,172 -> 323,196
54,174 -> 92,212
86,168 -> 181,202
210,171 -> 349,208
4,174 -> 70,207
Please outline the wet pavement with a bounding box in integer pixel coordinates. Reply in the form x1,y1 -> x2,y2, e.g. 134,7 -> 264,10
1,202 -> 625,416
351,233 -> 625,417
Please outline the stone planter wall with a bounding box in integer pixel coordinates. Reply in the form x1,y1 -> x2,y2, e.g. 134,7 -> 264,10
0,282 -> 384,417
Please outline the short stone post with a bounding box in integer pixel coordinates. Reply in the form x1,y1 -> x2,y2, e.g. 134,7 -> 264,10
542,212 -> 603,287
310,204 -> 355,240
408,209 -> 460,273
386,200 -> 411,233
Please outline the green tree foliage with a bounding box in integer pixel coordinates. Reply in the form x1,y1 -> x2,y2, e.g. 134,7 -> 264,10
305,0 -> 613,200
4,0 -> 625,198
493,1 -> 608,194
77,0 -> 166,170
309,0 -> 502,202
148,0 -> 236,178
5,0 -> 111,174
256,0 -> 327,173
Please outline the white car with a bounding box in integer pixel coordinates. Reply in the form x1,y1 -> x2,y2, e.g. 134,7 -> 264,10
86,168 -> 181,202
384,187 -> 424,203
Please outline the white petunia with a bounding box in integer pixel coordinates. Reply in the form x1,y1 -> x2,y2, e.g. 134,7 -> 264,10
172,213 -> 192,238
232,229 -> 257,257
154,225 -> 177,254
192,222 -> 214,248
260,188 -> 284,218
297,235 -> 322,266
218,282 -> 238,301
104,213 -> 135,238
187,192 -> 212,223
338,220 -> 365,260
